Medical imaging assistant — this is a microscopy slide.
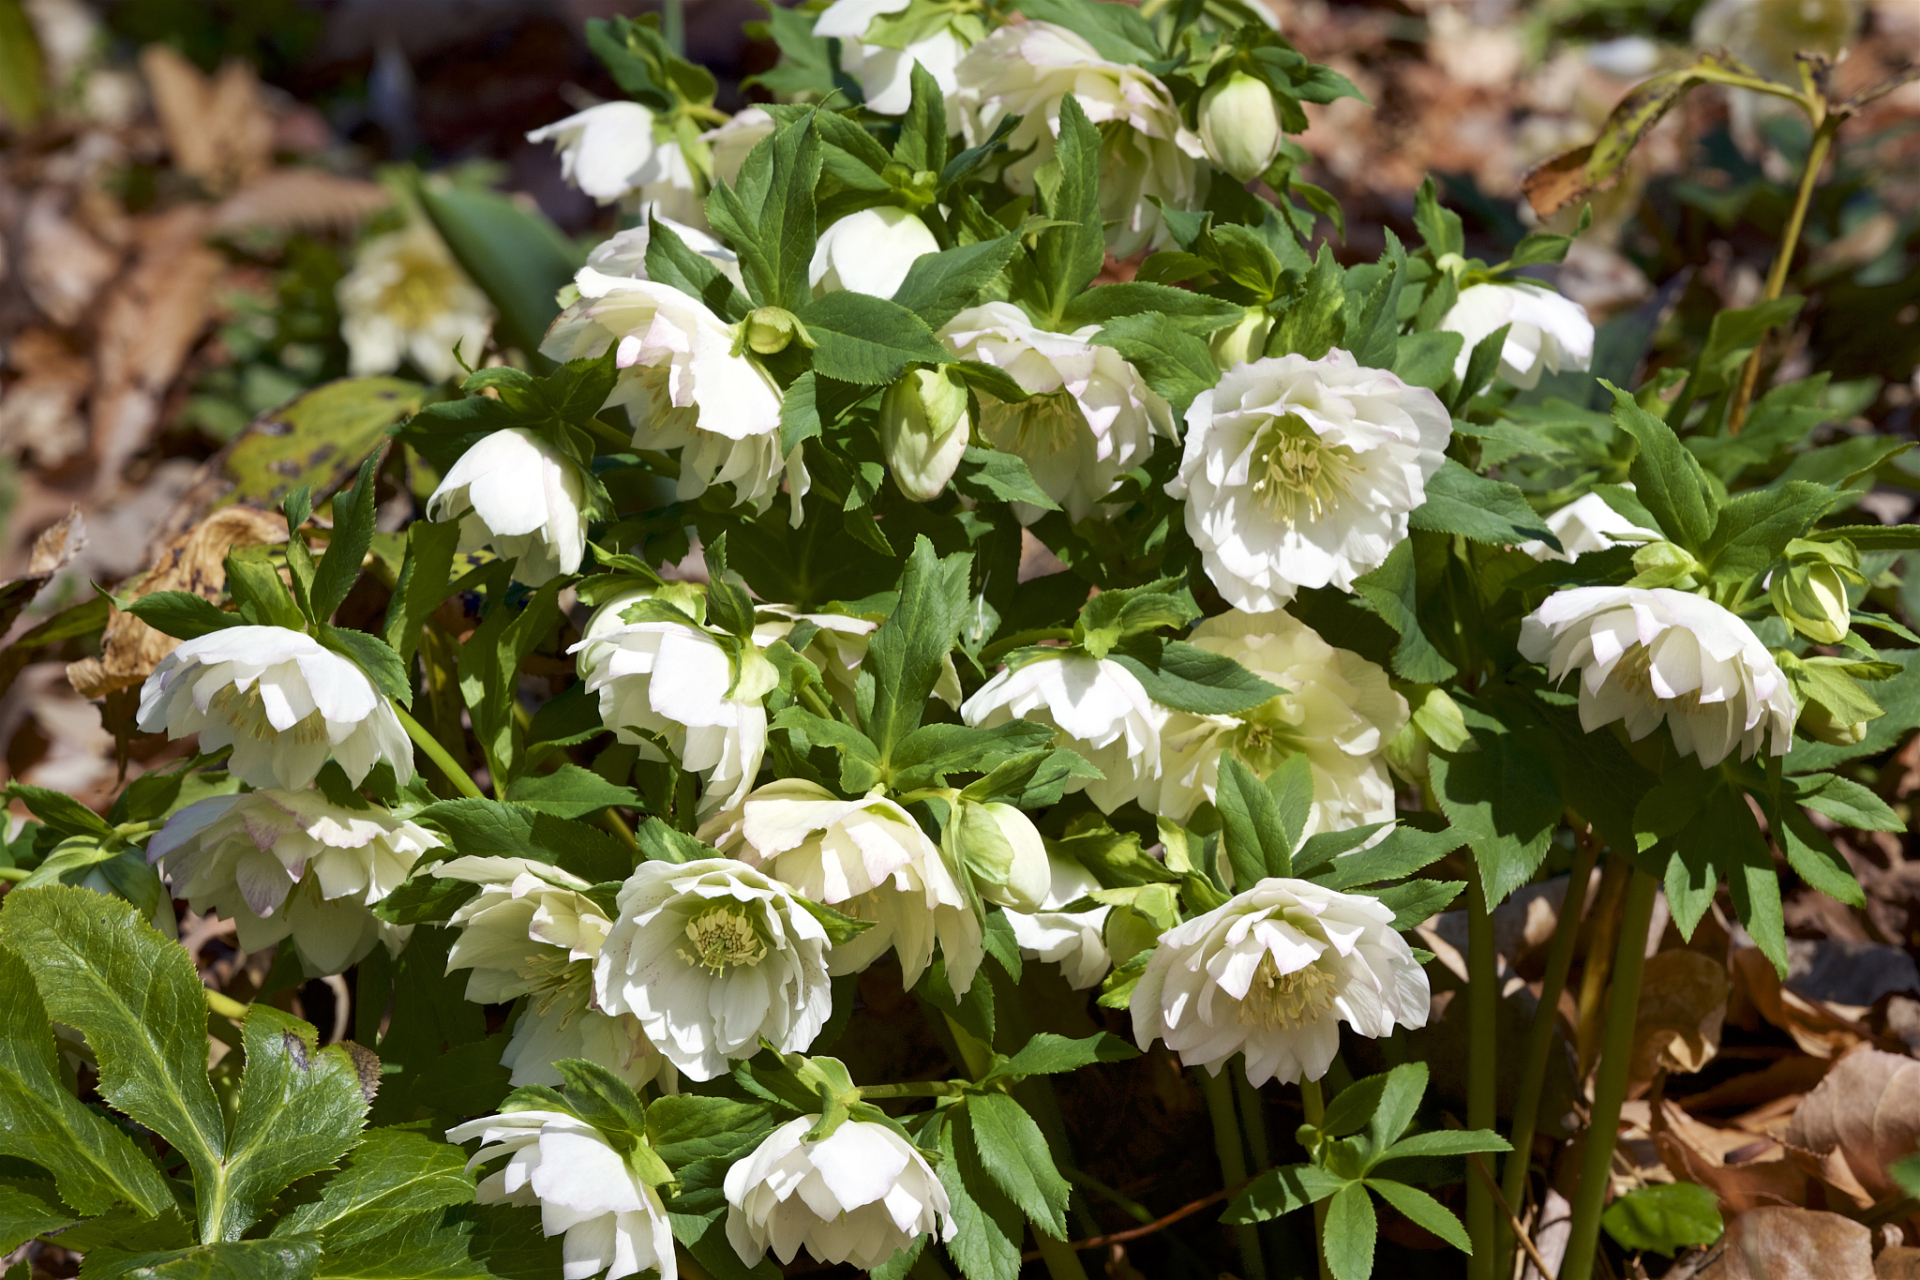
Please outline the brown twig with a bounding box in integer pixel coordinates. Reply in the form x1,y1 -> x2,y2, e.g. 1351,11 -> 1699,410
1466,1150 -> 1555,1280
1018,1178 -> 1254,1260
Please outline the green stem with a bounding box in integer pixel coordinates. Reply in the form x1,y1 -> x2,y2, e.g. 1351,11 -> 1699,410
395,703 -> 487,800
1465,880 -> 1499,1280
1560,868 -> 1659,1280
0,865 -> 28,882
1498,834 -> 1601,1274
1034,1230 -> 1090,1280
1234,1072 -> 1271,1172
1202,1068 -> 1265,1280
977,628 -> 1073,668
859,1080 -> 969,1099
205,988 -> 249,1021
1301,1078 -> 1332,1280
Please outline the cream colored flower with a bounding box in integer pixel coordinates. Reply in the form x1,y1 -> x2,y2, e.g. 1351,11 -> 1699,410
1520,490 -> 1654,563
814,0 -> 968,118
703,107 -> 775,186
528,100 -> 701,223
1005,854 -> 1111,990
810,207 -> 939,299
338,220 -> 494,383
1198,72 -> 1283,183
961,652 -> 1168,814
1441,282 -> 1594,390
427,429 -> 588,587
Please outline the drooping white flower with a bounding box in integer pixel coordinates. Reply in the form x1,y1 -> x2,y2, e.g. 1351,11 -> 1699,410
702,106 -> 775,186
542,269 -> 806,525
1518,586 -> 1798,767
1169,350 -> 1452,611
1441,282 -> 1594,390
962,652 -> 1168,814
724,1115 -> 956,1270
708,778 -> 983,993
594,857 -> 833,1081
439,856 -> 675,1092
136,626 -> 415,791
1131,877 -> 1429,1086
814,0 -> 968,119
449,1108 -> 677,1280
427,429 -> 588,587
1519,490 -> 1655,563
810,207 -> 939,300
956,22 -> 1206,257
941,301 -> 1174,524
528,100 -> 700,223
1156,610 -> 1408,834
1005,854 -> 1112,990
571,589 -> 769,819
147,790 -> 435,975
337,220 -> 495,383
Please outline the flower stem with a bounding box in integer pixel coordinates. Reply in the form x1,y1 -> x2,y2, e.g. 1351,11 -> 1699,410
1497,832 -> 1601,1276
1033,1230 -> 1090,1280
1201,1068 -> 1266,1280
1465,879 -> 1498,1280
395,703 -> 487,800
859,1080 -> 969,1099
205,987 -> 249,1021
1301,1078 -> 1332,1280
1559,868 -> 1659,1280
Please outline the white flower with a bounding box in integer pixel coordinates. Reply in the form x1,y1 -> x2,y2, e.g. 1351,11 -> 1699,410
337,220 -> 494,383
1518,586 -> 1798,767
956,22 -> 1206,257
449,1108 -> 676,1280
439,856 -> 675,1092
708,778 -> 983,993
724,1116 -> 956,1270
136,626 -> 415,791
571,590 -> 769,819
941,301 -> 1174,524
528,100 -> 700,223
810,207 -> 939,300
582,215 -> 743,292
879,366 -> 972,502
542,269 -> 806,525
1520,490 -> 1654,563
1169,350 -> 1452,611
594,857 -> 833,1081
427,429 -> 588,587
1198,72 -> 1284,183
1005,855 -> 1111,990
148,790 -> 435,975
1131,877 -> 1429,1086
1156,610 -> 1408,834
962,652 -> 1168,814
702,107 -> 775,186
1441,282 -> 1594,390
814,0 -> 968,119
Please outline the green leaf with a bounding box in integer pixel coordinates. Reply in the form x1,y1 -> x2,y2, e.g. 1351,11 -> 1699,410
395,352 -> 615,473
1811,524 -> 1920,552
891,236 -> 1019,332
1300,822 -> 1463,889
1267,247 -> 1347,360
1109,639 -> 1284,716
865,536 -> 971,767
1409,460 -> 1556,548
1365,878 -> 1464,930
310,453 -> 383,623
1351,540 -> 1455,684
274,1129 -> 475,1248
770,707 -> 884,794
984,1033 -> 1138,1082
84,1237 -> 324,1280
1062,283 -> 1242,335
937,1114 -> 1024,1280
320,625 -> 412,709
1224,1164 -> 1350,1223
1089,313 -> 1220,418
1322,1182 -> 1378,1280
1368,1179 -> 1471,1254
1773,807 -> 1865,908
798,290 -> 952,385
1429,717 -> 1561,907
1012,0 -> 1159,62
1699,481 -> 1833,580
225,546 -> 305,631
0,887 -> 228,1233
221,378 -> 425,514
1607,383 -> 1716,551
645,217 -> 752,323
416,799 -> 631,886
1693,296 -> 1805,401
1796,772 -> 1905,832
382,519 -> 463,666
122,591 -> 243,641
888,720 -> 1056,792
417,182 -> 580,364
502,765 -> 643,819
1374,1129 -> 1511,1162
7,783 -> 113,838
964,1093 -> 1071,1241
1600,1182 -> 1723,1257
1214,753 -> 1306,887
1033,94 -> 1105,320
896,62 -> 949,174
951,446 -> 1060,512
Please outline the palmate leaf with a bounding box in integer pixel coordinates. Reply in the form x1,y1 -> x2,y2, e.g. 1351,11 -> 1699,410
963,1093 -> 1071,1241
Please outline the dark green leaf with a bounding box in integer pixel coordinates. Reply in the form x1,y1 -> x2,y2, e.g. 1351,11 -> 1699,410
964,1093 -> 1071,1240
122,591 -> 243,641
1110,638 -> 1283,716
84,1237 -> 323,1280
417,183 -> 579,365
1600,1182 -> 1722,1257
891,236 -> 1019,332
798,291 -> 952,385
1409,460 -> 1556,548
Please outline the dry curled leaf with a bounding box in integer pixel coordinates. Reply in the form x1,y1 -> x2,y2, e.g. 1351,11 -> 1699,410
211,169 -> 391,237
1634,949 -> 1731,1082
1653,1098 -> 1808,1216
1692,1207 -> 1873,1280
1730,946 -> 1871,1059
0,328 -> 92,467
19,191 -> 120,326
67,505 -> 285,699
1783,1046 -> 1920,1205
138,46 -> 273,195
0,506 -> 87,637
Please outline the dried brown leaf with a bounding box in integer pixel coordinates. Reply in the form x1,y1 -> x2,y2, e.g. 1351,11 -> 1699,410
211,169 -> 390,237
0,329 -> 91,467
1693,1207 -> 1874,1280
1634,950 -> 1731,1082
139,47 -> 273,194
1730,947 -> 1870,1059
19,191 -> 120,326
1876,1247 -> 1920,1279
1783,1046 -> 1920,1204
0,506 -> 86,638
1653,1098 -> 1807,1216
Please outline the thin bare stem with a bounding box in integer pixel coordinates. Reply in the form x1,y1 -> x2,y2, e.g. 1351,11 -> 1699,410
1201,1068 -> 1265,1280
1466,880 -> 1499,1280
1301,1077 -> 1332,1280
396,703 -> 487,799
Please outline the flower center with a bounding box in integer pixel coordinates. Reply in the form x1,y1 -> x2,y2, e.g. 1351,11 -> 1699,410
981,391 -> 1084,458
1606,643 -> 1702,713
523,951 -> 596,1022
1247,413 -> 1357,527
377,246 -> 468,330
1228,698 -> 1304,776
1236,951 -> 1339,1031
209,682 -> 330,745
679,905 -> 767,973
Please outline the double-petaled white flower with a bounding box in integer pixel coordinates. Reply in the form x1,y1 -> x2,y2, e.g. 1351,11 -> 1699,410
1156,610 -> 1408,834
725,1116 -> 956,1270
440,856 -> 675,1092
571,589 -> 769,819
449,1108 -> 677,1280
1519,586 -> 1798,767
1441,282 -> 1594,391
956,22 -> 1205,257
543,269 -> 805,525
594,858 -> 833,1081
148,790 -> 435,975
528,100 -> 700,223
810,208 -> 939,300
814,0 -> 968,119
1520,490 -> 1654,563
427,429 -> 589,586
1169,351 -> 1452,611
1005,854 -> 1112,990
137,626 -> 414,791
337,220 -> 495,383
962,652 -> 1167,814
1131,878 -> 1429,1086
707,778 -> 983,993
941,302 -> 1173,524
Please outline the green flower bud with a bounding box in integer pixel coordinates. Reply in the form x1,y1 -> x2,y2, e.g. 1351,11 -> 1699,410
1628,540 -> 1704,590
1198,71 -> 1284,184
1209,306 -> 1273,370
1771,561 -> 1851,645
949,799 -> 1049,912
737,307 -> 815,356
1799,700 -> 1869,747
880,366 -> 972,502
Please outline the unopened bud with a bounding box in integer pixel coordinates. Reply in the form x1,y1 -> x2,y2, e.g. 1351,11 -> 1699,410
738,307 -> 815,356
1771,561 -> 1851,645
1198,72 -> 1284,184
951,800 -> 1049,912
881,367 -> 972,502
1800,701 -> 1869,746
1210,306 -> 1273,370
1628,541 -> 1703,590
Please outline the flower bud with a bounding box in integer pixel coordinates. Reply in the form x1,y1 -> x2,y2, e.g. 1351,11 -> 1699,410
1799,700 -> 1869,747
1209,306 -> 1272,370
1628,540 -> 1705,591
1771,561 -> 1851,645
950,800 -> 1050,912
1198,71 -> 1283,183
881,367 -> 972,501
739,306 -> 816,355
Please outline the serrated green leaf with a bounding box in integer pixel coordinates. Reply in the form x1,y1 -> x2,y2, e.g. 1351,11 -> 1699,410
892,236 -> 1019,332
122,591 -> 244,641
1223,1163 -> 1350,1223
84,1237 -> 324,1280
1322,1181 -> 1377,1280
1368,1178 -> 1471,1253
799,291 -> 952,385
964,1093 -> 1070,1241
866,537 -> 971,767
984,1033 -> 1138,1082
1607,383 -> 1716,552
0,1179 -> 76,1254
275,1129 -> 473,1248
1409,459 -> 1556,549
1214,753 -> 1305,887
501,765 -> 643,819
311,454 -> 383,623
938,1113 -> 1024,1280
1109,638 -> 1282,716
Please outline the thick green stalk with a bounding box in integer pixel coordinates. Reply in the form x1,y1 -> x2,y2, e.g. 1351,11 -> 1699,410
1498,835 -> 1601,1275
1201,1068 -> 1265,1280
1301,1078 -> 1332,1280
395,704 -> 486,799
1559,869 -> 1659,1280
1465,880 -> 1499,1280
